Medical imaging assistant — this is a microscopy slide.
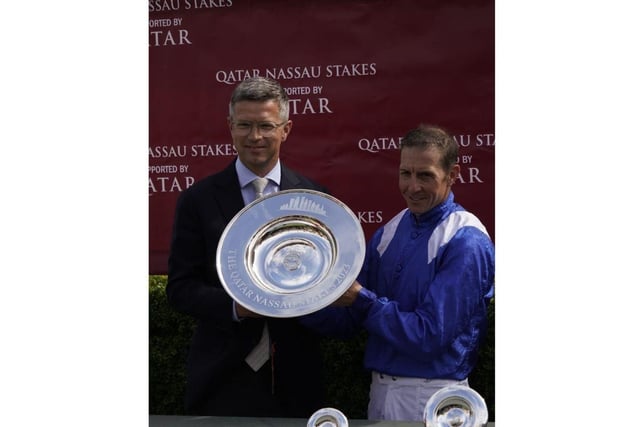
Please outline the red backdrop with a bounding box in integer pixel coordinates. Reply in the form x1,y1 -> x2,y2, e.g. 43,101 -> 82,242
149,0 -> 495,274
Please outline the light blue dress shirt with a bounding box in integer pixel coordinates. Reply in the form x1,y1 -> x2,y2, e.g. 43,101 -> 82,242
235,158 -> 282,205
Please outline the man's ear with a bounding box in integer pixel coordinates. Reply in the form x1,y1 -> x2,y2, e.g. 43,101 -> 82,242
448,164 -> 461,185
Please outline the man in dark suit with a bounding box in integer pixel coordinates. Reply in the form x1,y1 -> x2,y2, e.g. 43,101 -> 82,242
166,77 -> 329,417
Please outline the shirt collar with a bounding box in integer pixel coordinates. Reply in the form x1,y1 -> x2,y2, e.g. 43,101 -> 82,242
235,158 -> 281,188
414,192 -> 455,223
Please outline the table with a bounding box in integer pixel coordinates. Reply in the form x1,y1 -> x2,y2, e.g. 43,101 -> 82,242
150,415 -> 495,426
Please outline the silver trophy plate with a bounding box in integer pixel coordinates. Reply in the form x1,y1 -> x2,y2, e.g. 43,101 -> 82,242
216,189 -> 365,318
423,385 -> 488,427
307,407 -> 349,427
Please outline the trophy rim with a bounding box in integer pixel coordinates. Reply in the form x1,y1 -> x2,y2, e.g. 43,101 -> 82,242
423,385 -> 488,426
307,407 -> 349,427
216,189 -> 365,318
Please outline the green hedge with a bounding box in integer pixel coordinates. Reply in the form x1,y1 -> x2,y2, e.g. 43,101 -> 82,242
149,275 -> 495,420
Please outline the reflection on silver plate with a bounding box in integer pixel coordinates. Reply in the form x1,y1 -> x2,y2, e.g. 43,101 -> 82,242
423,385 -> 488,427
216,189 -> 365,318
307,407 -> 349,427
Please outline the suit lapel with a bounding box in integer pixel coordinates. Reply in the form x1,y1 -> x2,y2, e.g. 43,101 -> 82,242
280,165 -> 301,190
214,161 -> 245,222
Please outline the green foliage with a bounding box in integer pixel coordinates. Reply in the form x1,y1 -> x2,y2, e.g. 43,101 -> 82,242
149,275 -> 194,414
149,275 -> 495,420
469,298 -> 495,420
321,332 -> 371,419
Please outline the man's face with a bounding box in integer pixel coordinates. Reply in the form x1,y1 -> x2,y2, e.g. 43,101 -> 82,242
399,146 -> 460,215
228,100 -> 292,176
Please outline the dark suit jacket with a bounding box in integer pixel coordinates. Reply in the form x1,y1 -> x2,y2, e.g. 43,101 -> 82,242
166,159 -> 329,417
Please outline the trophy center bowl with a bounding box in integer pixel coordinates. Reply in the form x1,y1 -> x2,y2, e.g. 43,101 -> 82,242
437,405 -> 470,427
248,215 -> 336,295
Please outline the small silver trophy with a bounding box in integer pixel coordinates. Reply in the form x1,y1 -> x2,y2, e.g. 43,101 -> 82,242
307,407 -> 349,427
423,385 -> 488,427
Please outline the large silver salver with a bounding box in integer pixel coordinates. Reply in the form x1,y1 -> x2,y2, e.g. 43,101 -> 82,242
423,385 -> 488,427
307,407 -> 349,427
216,189 -> 365,318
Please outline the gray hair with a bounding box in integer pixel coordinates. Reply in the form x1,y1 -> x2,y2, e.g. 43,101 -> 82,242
228,77 -> 290,121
